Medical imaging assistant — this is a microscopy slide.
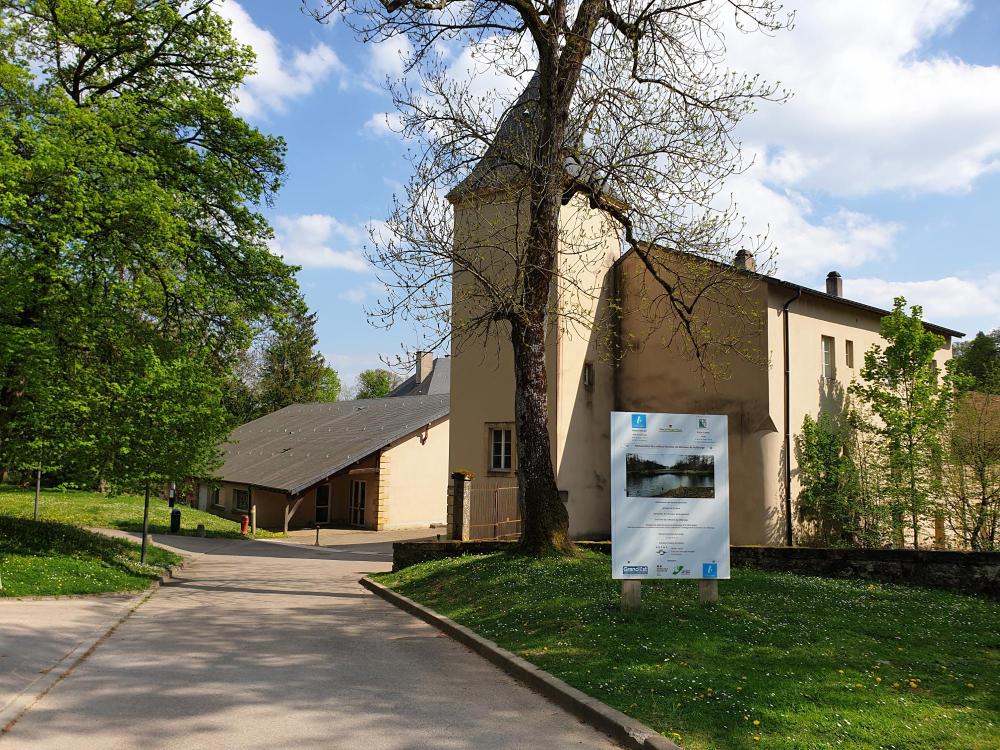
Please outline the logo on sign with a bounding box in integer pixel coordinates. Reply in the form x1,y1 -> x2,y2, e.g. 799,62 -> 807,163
622,565 -> 648,575
698,418 -> 708,429
631,414 -> 647,429
702,562 -> 718,578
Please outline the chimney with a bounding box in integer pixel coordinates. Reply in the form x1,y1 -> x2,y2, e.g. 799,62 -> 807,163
415,351 -> 433,384
826,271 -> 843,297
734,248 -> 756,272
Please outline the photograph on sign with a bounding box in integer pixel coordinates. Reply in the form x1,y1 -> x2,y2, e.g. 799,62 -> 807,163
611,412 -> 730,581
625,452 -> 715,499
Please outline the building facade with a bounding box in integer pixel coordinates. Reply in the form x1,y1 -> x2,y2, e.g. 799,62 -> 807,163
199,379 -> 450,532
447,196 -> 960,546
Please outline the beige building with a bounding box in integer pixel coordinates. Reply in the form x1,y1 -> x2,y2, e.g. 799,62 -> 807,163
446,97 -> 961,545
199,358 -> 449,532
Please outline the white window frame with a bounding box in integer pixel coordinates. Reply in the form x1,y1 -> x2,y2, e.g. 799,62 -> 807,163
487,424 -> 514,474
821,336 -> 836,381
845,339 -> 855,369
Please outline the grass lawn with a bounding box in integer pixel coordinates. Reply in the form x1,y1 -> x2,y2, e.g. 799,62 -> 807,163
376,551 -> 1000,750
0,515 -> 183,596
0,484 -> 281,539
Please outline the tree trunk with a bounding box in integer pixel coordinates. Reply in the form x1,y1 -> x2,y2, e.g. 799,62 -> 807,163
511,317 -> 572,555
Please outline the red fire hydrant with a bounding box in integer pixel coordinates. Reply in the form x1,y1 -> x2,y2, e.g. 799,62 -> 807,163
240,514 -> 249,535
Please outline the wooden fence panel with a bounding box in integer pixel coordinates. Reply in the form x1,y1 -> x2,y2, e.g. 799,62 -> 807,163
468,479 -> 521,540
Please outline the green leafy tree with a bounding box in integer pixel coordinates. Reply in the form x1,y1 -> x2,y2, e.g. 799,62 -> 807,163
316,367 -> 342,402
0,1 -> 298,485
354,369 -> 399,400
796,412 -> 858,546
258,304 -> 330,414
953,329 -> 1000,390
851,298 -> 960,548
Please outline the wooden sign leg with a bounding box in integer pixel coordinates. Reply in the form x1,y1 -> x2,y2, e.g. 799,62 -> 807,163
621,580 -> 641,611
699,580 -> 719,606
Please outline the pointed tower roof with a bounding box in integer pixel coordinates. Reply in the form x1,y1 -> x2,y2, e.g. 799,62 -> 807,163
447,72 -> 541,202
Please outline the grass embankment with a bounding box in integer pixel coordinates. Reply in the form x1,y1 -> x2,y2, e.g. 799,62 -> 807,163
0,516 -> 182,597
0,484 -> 281,539
376,551 -> 1000,750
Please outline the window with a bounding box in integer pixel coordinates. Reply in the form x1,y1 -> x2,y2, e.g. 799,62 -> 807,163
234,488 -> 250,512
489,425 -> 514,473
821,336 -> 836,381
315,484 -> 330,525
211,488 -> 222,507
845,340 -> 854,369
582,362 -> 594,391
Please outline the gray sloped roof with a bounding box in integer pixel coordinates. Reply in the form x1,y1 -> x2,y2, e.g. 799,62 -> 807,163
216,394 -> 450,495
388,357 -> 451,397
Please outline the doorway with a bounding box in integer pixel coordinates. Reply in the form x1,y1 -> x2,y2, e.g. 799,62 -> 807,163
315,484 -> 330,525
349,480 -> 366,527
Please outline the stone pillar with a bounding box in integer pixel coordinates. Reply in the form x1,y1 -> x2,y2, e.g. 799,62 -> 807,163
450,472 -> 471,541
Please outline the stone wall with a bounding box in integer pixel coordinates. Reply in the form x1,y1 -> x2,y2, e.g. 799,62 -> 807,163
731,546 -> 999,598
391,540 -> 999,598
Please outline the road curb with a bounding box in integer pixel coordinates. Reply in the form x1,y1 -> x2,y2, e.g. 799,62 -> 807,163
0,590 -> 153,736
360,576 -> 680,750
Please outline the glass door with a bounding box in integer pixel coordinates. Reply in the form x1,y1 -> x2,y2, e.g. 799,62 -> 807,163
349,480 -> 366,527
315,484 -> 330,524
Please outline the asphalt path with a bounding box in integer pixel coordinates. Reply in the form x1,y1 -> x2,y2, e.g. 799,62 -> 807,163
1,532 -> 620,749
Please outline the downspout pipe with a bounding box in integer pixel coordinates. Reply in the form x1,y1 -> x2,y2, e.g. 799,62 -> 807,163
782,287 -> 802,547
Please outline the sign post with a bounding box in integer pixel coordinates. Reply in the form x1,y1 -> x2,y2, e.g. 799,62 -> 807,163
611,412 -> 730,607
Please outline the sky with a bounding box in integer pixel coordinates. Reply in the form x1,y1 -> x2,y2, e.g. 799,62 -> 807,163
221,0 -> 1000,385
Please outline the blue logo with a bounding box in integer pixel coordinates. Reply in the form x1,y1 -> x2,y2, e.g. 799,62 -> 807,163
702,562 -> 718,579
622,565 -> 648,576
631,414 -> 647,429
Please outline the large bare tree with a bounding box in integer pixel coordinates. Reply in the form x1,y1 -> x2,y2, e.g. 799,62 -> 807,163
309,0 -> 790,554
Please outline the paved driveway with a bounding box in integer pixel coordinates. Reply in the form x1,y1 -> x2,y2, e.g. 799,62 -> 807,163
1,533 -> 619,749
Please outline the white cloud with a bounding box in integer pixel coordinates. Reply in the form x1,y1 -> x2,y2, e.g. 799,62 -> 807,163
727,0 -> 1000,195
219,0 -> 343,118
845,274 -> 1000,328
363,111 -> 404,138
368,35 -> 412,80
322,352 -> 387,393
269,214 -> 370,271
338,281 -> 386,304
730,169 -> 899,279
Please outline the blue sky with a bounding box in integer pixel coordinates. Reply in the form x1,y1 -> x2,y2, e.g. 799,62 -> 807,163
222,0 -> 1000,385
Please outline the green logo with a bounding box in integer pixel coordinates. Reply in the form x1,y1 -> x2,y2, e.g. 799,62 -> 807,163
672,565 -> 685,575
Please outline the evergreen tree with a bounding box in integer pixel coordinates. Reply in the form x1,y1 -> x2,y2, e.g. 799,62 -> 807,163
953,330 -> 1000,390
258,304 -> 333,413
